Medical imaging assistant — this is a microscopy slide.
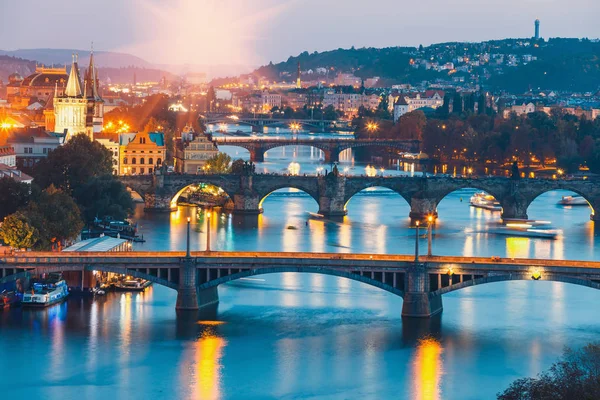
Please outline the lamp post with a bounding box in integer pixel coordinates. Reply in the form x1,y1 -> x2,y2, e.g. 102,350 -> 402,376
414,220 -> 420,263
186,217 -> 191,258
427,215 -> 433,257
206,211 -> 212,252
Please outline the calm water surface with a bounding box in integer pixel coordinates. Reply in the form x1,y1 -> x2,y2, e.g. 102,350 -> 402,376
1,143 -> 599,399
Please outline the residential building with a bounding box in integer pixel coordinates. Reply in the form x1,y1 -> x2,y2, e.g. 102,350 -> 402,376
0,145 -> 16,167
334,73 -> 362,87
6,67 -> 68,110
322,91 -> 381,117
95,134 -> 120,175
174,126 -> 218,174
119,131 -> 166,175
6,129 -> 65,169
393,91 -> 445,121
502,102 -> 536,118
0,163 -> 33,184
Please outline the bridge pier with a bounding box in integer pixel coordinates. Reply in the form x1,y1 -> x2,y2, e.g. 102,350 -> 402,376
500,196 -> 529,220
317,173 -> 347,217
402,263 -> 443,318
409,196 -> 438,226
144,191 -> 176,212
249,149 -> 265,163
322,150 -> 339,164
176,258 -> 199,310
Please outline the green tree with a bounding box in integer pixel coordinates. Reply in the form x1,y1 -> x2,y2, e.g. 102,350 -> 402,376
0,212 -> 39,249
323,105 -> 339,120
74,176 -> 134,223
33,134 -> 112,192
26,186 -> 84,249
0,177 -> 31,220
205,153 -> 232,174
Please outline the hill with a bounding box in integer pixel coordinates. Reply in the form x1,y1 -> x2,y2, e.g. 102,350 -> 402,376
254,38 -> 600,92
0,48 -> 152,68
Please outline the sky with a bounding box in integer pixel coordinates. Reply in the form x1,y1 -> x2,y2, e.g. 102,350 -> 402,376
0,0 -> 598,68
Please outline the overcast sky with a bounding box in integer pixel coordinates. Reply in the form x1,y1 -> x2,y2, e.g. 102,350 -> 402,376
1,0 -> 598,67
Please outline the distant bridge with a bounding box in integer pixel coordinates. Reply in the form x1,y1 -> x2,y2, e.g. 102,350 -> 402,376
212,137 -> 420,162
119,173 -> 600,223
2,251 -> 600,317
205,116 -> 337,130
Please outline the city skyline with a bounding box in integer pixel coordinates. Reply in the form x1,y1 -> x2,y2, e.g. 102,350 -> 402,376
0,0 -> 598,68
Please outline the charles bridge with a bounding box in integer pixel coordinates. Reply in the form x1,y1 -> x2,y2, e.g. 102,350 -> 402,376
2,251 -> 600,317
119,172 -> 600,223
212,137 -> 421,163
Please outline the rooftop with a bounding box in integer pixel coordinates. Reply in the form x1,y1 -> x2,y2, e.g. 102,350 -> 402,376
62,236 -> 129,252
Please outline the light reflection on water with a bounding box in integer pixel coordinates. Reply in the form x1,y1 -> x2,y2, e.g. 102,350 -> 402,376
412,338 -> 443,400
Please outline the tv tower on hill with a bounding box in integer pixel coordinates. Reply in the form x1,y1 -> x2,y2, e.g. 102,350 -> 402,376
534,19 -> 540,40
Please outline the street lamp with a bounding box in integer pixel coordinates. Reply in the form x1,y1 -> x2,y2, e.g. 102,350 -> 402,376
427,215 -> 433,256
186,217 -> 191,258
206,211 -> 212,252
414,220 -> 420,263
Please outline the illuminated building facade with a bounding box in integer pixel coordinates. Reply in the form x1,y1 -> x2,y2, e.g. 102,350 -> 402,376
119,131 -> 165,175
6,68 -> 67,109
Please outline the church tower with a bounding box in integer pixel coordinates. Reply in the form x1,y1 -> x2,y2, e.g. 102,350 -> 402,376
84,48 -> 104,136
296,61 -> 301,89
54,54 -> 88,141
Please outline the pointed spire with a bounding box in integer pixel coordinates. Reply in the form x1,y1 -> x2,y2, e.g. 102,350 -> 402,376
85,45 -> 101,100
65,53 -> 83,97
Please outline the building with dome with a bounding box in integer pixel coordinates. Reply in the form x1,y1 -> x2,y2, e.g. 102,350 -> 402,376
6,67 -> 68,109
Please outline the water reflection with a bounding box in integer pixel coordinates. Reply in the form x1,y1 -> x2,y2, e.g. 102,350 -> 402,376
193,330 -> 226,400
412,338 -> 444,400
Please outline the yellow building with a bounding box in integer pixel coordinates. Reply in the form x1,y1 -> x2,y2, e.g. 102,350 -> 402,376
174,126 -> 218,174
119,131 -> 166,175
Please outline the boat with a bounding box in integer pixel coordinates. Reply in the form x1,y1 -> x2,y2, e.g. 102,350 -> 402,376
558,195 -> 589,206
114,279 -> 152,292
488,220 -> 560,239
470,192 -> 502,211
22,275 -> 69,307
0,290 -> 22,309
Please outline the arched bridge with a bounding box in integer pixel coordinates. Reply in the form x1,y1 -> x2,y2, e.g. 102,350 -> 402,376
119,173 -> 600,223
205,117 -> 336,130
2,252 -> 600,318
212,137 -> 420,163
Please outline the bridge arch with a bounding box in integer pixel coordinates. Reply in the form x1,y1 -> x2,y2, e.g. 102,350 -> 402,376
525,188 -> 596,220
343,186 -> 411,214
169,183 -> 235,209
197,267 -> 404,298
257,186 -> 320,210
431,273 -> 600,298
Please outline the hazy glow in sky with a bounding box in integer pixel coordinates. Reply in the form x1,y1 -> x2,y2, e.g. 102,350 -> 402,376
0,0 -> 598,66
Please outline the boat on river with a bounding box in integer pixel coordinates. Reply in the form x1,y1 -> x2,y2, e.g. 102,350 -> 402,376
22,276 -> 69,307
558,195 -> 589,206
489,220 -> 560,239
470,192 -> 502,211
114,279 -> 152,292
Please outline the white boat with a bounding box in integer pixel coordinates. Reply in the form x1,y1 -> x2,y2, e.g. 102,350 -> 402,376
115,279 -> 151,292
489,220 -> 560,239
470,192 -> 502,211
558,195 -> 589,206
22,277 -> 69,307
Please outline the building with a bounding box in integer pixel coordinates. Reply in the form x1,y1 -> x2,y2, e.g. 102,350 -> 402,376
535,19 -> 540,40
6,67 -> 68,110
53,52 -> 104,140
322,91 -> 381,117
0,163 -> 33,184
174,126 -> 218,174
334,73 -> 362,87
95,134 -> 120,175
6,129 -> 65,169
502,102 -> 536,118
0,145 -> 16,167
119,131 -> 166,175
393,91 -> 445,121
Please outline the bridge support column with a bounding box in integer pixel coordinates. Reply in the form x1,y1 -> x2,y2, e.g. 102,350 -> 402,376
409,196 -> 438,226
402,263 -> 443,318
322,149 -> 339,164
501,196 -> 528,220
249,149 -> 265,163
318,174 -> 347,217
233,175 -> 263,214
176,258 -> 198,310
144,191 -> 177,212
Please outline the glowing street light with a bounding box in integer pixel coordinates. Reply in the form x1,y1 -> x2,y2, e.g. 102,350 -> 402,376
288,162 -> 300,176
206,211 -> 212,252
366,122 -> 379,138
427,215 -> 434,256
414,220 -> 420,263
186,217 -> 191,258
365,165 -> 377,177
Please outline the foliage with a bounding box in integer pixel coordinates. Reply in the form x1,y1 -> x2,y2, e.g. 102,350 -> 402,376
231,159 -> 255,175
33,134 -> 113,192
0,177 -> 31,220
0,212 -> 39,249
497,343 -> 600,399
205,153 -> 232,174
74,176 -> 134,223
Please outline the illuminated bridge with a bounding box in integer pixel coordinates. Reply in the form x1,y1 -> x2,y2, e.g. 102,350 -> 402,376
119,172 -> 600,223
2,252 -> 600,317
205,117 -> 336,131
212,137 -> 420,163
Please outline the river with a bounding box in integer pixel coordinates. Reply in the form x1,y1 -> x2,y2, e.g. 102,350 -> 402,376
0,139 -> 599,399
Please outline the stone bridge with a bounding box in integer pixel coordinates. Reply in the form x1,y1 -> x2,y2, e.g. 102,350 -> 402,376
205,117 -> 336,131
2,252 -> 600,317
119,173 -> 600,223
213,137 -> 420,163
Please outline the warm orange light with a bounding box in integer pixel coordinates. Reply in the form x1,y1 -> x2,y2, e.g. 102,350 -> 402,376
413,338 -> 443,400
187,217 -> 191,223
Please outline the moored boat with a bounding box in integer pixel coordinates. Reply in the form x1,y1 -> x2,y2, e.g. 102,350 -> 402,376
114,279 -> 151,292
0,290 -> 22,309
22,276 -> 69,307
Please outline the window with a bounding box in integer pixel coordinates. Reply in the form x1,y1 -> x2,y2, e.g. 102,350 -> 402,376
157,158 -> 162,166
140,158 -> 145,165
148,168 -> 153,174
132,167 -> 137,174
148,158 -> 153,165
140,168 -> 145,174
132,157 -> 137,165
123,157 -> 128,164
